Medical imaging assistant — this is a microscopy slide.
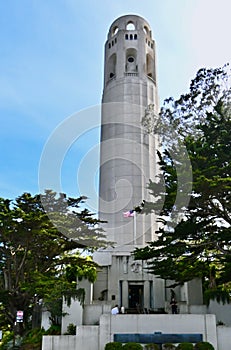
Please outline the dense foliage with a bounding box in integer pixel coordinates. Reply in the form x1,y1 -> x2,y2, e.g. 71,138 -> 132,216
0,191 -> 108,334
176,344 -> 194,350
105,342 -> 123,350
134,66 -> 231,302
163,344 -> 176,350
122,343 -> 143,350
104,343 -> 214,350
194,342 -> 214,350
144,343 -> 160,349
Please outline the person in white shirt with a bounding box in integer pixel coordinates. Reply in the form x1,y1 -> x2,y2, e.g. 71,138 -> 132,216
111,305 -> 119,315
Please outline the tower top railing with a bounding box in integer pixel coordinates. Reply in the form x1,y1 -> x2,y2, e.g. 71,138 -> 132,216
124,72 -> 139,77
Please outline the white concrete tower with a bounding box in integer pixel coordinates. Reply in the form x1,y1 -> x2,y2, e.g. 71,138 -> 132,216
99,14 -> 159,248
93,15 -> 165,311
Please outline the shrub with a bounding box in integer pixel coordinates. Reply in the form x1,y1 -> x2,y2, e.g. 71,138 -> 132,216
216,320 -> 225,326
122,343 -> 143,350
22,327 -> 46,345
64,323 -> 76,335
144,344 -> 160,349
176,344 -> 194,350
0,331 -> 14,349
105,342 -> 123,350
194,342 -> 215,350
44,324 -> 61,335
163,344 -> 176,350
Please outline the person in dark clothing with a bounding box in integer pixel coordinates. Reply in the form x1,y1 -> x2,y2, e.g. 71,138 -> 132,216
170,298 -> 178,314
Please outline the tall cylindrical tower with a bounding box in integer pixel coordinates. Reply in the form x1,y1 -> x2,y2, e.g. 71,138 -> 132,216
92,14 -> 166,310
99,14 -> 159,249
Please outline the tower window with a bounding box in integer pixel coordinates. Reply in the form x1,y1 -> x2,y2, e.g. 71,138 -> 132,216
109,43 -> 111,49
128,56 -> 134,63
134,34 -> 137,40
115,38 -> 117,43
112,26 -> 119,36
125,34 -> 128,40
107,53 -> 116,81
143,26 -> 149,35
130,34 -> 133,40
126,49 -> 137,73
112,41 -> 114,46
126,22 -> 135,30
146,53 -> 155,80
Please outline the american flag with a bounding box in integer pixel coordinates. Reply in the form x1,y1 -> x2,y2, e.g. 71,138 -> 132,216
123,210 -> 135,218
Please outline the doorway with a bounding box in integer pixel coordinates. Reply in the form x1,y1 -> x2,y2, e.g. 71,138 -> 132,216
128,284 -> 144,309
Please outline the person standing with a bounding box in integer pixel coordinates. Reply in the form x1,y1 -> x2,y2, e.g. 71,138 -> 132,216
111,305 -> 119,315
170,298 -> 178,314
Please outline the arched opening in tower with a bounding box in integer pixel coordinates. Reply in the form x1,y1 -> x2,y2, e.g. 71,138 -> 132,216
126,21 -> 135,31
146,53 -> 155,80
108,53 -> 117,80
125,48 -> 137,73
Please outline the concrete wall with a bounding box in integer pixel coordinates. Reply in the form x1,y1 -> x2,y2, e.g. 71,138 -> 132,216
207,300 -> 231,326
42,314 -> 223,350
61,299 -> 83,334
186,279 -> 204,305
42,327 -> 99,350
83,304 -> 111,325
99,314 -> 218,350
188,305 -> 207,314
217,326 -> 231,350
41,310 -> 51,331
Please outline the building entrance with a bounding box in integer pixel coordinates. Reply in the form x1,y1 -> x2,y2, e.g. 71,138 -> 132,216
128,284 -> 144,310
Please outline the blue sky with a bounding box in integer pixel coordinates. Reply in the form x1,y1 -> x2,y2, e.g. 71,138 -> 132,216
0,0 -> 230,207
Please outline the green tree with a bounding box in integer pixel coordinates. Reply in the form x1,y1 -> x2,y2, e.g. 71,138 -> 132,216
134,66 -> 231,302
0,191 -> 108,333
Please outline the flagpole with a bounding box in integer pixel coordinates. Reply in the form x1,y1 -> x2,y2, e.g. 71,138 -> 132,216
133,211 -> 137,245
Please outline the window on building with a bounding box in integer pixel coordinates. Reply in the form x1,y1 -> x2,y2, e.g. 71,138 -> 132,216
112,26 -> 119,36
143,26 -> 149,35
126,22 -> 135,30
108,53 -> 116,81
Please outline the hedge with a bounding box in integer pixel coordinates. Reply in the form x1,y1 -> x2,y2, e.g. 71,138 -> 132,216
143,344 -> 160,350
122,343 -> 143,350
176,343 -> 194,350
194,342 -> 215,350
105,342 -> 123,350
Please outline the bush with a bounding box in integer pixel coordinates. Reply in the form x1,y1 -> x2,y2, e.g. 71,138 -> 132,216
64,323 -> 76,335
194,342 -> 215,350
22,327 -> 46,348
44,324 -> 61,335
105,342 -> 123,350
0,331 -> 14,350
122,343 -> 143,350
144,344 -> 160,350
176,344 -> 194,350
163,344 -> 176,350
